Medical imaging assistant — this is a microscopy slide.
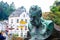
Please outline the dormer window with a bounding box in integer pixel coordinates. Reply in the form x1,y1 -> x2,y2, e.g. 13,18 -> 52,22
23,14 -> 25,17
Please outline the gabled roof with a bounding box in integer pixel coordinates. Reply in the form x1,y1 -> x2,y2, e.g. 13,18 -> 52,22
9,6 -> 26,17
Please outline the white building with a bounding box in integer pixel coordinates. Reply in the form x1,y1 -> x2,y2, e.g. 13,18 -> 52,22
8,7 -> 30,38
0,20 -> 8,31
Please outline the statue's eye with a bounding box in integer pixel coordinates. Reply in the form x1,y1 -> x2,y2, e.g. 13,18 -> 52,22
31,7 -> 36,11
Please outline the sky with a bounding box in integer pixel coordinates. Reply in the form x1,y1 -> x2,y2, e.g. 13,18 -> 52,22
0,0 -> 55,12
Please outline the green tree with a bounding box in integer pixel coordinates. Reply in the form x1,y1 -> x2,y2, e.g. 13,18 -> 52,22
0,1 -> 15,20
49,0 -> 60,25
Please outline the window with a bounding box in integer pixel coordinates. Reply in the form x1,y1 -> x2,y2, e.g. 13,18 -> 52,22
23,14 -> 25,17
24,35 -> 27,38
25,19 -> 27,23
21,28 -> 23,30
21,33 -> 23,37
21,19 -> 23,21
17,19 -> 19,23
11,26 -> 13,28
25,26 -> 27,30
11,19 -> 13,23
21,32 -> 23,37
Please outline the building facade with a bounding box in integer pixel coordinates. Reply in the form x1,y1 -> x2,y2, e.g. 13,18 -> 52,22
8,7 -> 29,38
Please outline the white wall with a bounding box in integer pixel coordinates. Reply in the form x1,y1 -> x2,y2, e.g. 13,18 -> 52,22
8,12 -> 30,38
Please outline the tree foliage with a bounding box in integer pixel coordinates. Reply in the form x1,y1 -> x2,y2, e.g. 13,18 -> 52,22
48,0 -> 60,25
0,1 -> 15,20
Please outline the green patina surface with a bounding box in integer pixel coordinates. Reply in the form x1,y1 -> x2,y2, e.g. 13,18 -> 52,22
28,5 -> 54,40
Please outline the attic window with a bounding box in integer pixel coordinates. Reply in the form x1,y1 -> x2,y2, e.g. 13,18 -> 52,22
23,14 -> 25,17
